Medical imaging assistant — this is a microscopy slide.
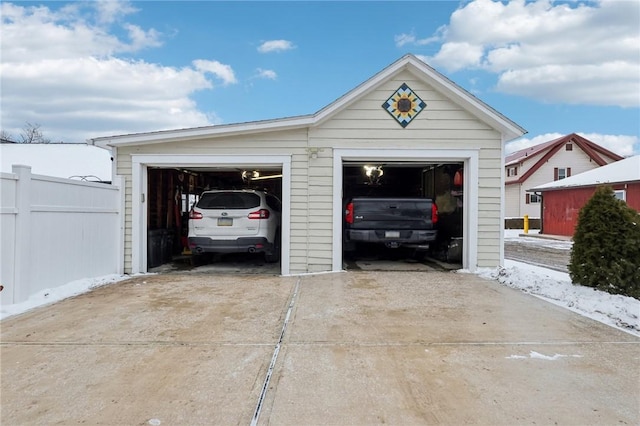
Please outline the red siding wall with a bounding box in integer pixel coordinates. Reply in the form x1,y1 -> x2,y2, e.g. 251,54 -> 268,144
542,182 -> 640,236
626,182 -> 640,210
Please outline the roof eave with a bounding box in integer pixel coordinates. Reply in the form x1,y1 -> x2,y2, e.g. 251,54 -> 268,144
89,115 -> 315,148
530,179 -> 640,192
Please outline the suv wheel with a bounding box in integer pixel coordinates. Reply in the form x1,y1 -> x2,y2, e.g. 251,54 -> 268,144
191,252 -> 213,266
264,231 -> 281,263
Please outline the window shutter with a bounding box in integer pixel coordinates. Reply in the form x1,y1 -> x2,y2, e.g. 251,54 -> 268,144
554,167 -> 558,181
526,194 -> 530,204
514,166 -> 518,176
567,167 -> 572,177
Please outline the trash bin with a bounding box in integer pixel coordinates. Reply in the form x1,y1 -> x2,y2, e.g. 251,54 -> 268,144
147,229 -> 164,268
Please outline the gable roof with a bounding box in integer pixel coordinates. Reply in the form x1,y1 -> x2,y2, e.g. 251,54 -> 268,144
529,155 -> 640,191
505,133 -> 624,185
90,54 -> 526,148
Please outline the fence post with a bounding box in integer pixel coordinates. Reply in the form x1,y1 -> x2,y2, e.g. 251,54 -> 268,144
13,165 -> 32,303
115,175 -> 125,275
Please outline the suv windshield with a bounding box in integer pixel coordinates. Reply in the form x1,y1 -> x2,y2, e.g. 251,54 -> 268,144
197,192 -> 261,209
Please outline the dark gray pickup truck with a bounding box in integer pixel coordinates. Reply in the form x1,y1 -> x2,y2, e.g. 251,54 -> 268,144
343,197 -> 438,253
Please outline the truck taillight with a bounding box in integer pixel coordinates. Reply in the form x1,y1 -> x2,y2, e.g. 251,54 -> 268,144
345,202 -> 354,224
190,210 -> 203,220
248,209 -> 270,219
431,203 -> 438,224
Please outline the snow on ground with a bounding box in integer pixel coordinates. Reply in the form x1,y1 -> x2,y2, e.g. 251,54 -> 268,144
498,229 -> 638,336
1,230 -> 638,337
477,259 -> 639,336
0,274 -> 131,320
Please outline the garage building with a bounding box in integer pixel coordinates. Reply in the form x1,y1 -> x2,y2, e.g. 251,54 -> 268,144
91,55 -> 526,275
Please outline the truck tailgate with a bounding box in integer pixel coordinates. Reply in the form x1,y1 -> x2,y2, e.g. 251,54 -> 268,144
349,198 -> 435,230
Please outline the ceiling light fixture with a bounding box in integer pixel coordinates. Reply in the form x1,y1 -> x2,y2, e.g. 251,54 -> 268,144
251,174 -> 283,181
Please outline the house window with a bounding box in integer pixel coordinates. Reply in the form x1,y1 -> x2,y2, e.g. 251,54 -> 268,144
614,190 -> 626,202
554,167 -> 571,180
526,193 -> 541,204
507,166 -> 518,177
566,143 -> 573,151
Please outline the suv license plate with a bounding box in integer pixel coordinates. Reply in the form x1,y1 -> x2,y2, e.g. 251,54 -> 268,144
217,217 -> 233,226
385,231 -> 400,238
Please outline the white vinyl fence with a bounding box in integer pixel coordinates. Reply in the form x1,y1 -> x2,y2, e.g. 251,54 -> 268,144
1,165 -> 123,306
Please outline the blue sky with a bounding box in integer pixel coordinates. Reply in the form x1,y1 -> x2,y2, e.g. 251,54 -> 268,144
1,0 -> 639,155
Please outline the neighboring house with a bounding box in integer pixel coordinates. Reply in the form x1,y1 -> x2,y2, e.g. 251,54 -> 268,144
505,133 -> 623,219
90,54 -> 526,275
528,155 -> 640,237
0,142 -> 112,182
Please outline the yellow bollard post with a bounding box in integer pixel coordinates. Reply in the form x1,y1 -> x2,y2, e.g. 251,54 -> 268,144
524,215 -> 529,234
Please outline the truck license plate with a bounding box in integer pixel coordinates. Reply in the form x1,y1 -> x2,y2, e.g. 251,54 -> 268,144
218,217 -> 233,226
385,231 -> 400,238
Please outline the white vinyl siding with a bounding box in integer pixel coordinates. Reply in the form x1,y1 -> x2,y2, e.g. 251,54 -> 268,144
312,70 -> 503,269
305,153 -> 334,273
505,184 -> 521,217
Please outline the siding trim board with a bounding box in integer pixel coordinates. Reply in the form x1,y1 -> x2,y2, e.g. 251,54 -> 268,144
131,154 -> 292,275
332,148 -> 479,272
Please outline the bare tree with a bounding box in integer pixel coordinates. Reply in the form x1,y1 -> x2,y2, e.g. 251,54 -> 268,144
0,129 -> 15,142
18,122 -> 51,143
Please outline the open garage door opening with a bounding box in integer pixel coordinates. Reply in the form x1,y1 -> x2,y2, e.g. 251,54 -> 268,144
342,161 -> 464,271
146,165 -> 283,273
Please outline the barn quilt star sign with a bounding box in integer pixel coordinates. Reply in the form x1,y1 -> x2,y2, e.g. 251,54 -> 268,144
382,83 -> 426,128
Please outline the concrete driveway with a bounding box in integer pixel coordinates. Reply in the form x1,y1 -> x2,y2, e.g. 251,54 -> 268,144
1,271 -> 638,425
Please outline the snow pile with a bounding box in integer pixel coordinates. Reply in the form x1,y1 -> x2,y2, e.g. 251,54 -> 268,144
478,259 -> 640,336
0,274 -> 130,320
506,351 -> 583,360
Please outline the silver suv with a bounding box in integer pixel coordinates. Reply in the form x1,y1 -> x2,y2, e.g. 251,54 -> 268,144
188,189 -> 282,262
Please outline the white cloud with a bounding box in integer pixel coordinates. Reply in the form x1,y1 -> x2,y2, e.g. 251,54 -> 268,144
577,133 -> 639,157
419,42 -> 485,70
506,133 -> 564,154
193,60 -> 237,85
93,0 -> 138,24
394,33 -> 416,47
0,1 -> 160,60
395,31 -> 441,48
255,68 -> 277,80
416,0 -> 640,108
0,1 -> 236,142
497,62 -> 639,107
257,39 -> 295,53
506,133 -> 639,157
122,23 -> 162,52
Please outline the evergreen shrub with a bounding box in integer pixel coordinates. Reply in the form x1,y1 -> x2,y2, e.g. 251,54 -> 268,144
569,186 -> 640,299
